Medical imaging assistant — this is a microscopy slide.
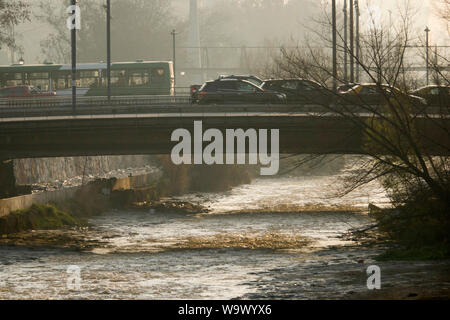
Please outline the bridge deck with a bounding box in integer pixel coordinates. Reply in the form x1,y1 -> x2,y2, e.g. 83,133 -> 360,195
0,100 -> 449,160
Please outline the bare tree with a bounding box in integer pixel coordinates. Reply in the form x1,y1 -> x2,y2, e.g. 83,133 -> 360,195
38,0 -> 176,63
267,2 -> 450,214
0,0 -> 30,50
432,0 -> 450,35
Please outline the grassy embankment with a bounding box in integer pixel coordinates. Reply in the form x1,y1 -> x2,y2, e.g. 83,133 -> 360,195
0,203 -> 87,235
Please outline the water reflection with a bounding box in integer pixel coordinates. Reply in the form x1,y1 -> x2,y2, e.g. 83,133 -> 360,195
0,175 -> 388,299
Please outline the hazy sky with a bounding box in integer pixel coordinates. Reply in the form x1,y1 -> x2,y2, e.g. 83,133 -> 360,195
0,0 -> 448,65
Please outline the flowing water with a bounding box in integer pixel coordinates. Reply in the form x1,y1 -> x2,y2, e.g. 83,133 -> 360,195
0,173 -> 422,300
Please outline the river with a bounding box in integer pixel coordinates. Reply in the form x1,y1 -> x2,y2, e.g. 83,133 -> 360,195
1,173 -> 449,299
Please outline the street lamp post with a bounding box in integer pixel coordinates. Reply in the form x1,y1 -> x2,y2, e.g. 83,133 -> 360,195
106,0 -> 111,102
343,0 -> 348,83
70,0 -> 77,114
171,29 -> 177,94
425,26 -> 430,86
349,0 -> 354,83
355,0 -> 360,83
332,0 -> 337,92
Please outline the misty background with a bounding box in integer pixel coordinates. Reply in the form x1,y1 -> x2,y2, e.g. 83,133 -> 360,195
0,0 -> 448,87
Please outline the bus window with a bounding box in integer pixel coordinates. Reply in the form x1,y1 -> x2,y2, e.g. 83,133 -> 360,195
5,73 -> 23,86
55,76 -> 67,90
128,71 -> 149,87
111,70 -> 127,87
53,71 -> 69,90
26,72 -> 50,91
80,70 -> 100,88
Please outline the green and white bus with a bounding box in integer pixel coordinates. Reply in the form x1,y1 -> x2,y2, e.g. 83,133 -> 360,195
0,60 -> 174,96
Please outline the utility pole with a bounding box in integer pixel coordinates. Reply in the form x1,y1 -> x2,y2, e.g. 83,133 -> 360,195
349,0 -> 354,83
171,29 -> 177,94
332,0 -> 337,92
343,0 -> 348,83
355,0 -> 360,83
106,0 -> 111,102
425,26 -> 430,86
9,25 -> 15,64
434,45 -> 439,84
70,0 -> 77,114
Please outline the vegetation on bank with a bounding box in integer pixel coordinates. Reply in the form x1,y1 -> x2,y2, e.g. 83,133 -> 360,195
0,160 -> 257,235
0,203 -> 87,235
265,0 -> 450,262
369,191 -> 450,261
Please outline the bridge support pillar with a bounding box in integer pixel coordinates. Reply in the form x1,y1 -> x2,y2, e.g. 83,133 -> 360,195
0,159 -> 17,199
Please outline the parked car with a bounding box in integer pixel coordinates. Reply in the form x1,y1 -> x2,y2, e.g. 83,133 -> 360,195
410,85 -> 450,106
340,83 -> 427,106
197,79 -> 286,104
260,78 -> 332,104
191,75 -> 264,104
0,85 -> 56,98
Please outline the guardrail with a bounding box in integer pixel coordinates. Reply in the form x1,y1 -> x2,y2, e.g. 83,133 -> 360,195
0,95 -> 447,121
0,95 -> 191,108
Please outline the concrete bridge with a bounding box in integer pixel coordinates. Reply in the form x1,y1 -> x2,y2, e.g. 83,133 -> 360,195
0,97 -> 449,160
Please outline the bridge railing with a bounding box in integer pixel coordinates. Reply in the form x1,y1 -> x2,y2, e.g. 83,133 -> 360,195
0,95 -> 191,109
0,96 -> 447,120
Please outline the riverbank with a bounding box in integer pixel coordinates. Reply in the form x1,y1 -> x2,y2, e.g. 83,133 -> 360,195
1,173 -> 448,300
0,161 -> 254,235
1,209 -> 449,300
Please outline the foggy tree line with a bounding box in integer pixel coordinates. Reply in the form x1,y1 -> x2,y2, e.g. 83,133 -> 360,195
34,0 -> 318,66
0,0 -> 29,51
38,0 -> 175,63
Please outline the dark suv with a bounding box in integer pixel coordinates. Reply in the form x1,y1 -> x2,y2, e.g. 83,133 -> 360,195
261,79 -> 331,104
197,79 -> 286,104
191,75 -> 264,103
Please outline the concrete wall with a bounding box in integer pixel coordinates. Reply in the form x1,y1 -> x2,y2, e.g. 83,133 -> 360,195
0,186 -> 80,217
112,172 -> 161,191
14,155 -> 156,185
0,172 -> 161,217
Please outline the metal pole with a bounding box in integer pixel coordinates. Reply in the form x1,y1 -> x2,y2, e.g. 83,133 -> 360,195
434,45 -> 438,83
10,25 -> 15,64
171,29 -> 177,93
71,0 -> 76,114
425,27 -> 430,86
332,0 -> 337,92
355,0 -> 360,83
343,0 -> 348,83
106,0 -> 111,102
349,0 -> 354,83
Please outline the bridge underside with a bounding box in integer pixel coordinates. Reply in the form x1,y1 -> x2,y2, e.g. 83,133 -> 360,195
0,115 -> 449,160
